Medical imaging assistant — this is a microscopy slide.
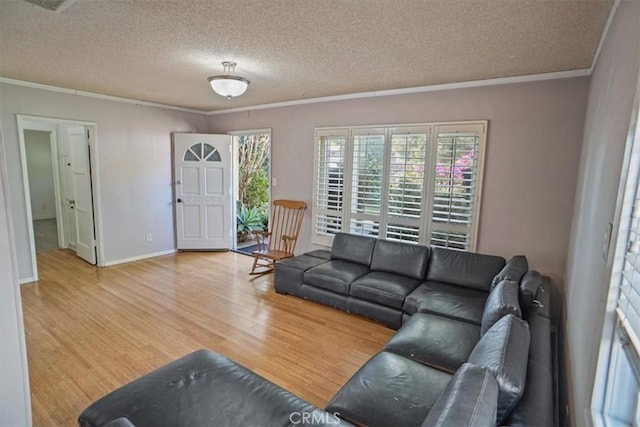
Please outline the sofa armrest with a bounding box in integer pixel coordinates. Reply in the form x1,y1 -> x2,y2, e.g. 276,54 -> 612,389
421,363 -> 498,427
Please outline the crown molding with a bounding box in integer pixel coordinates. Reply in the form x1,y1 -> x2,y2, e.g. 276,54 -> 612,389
206,68 -> 591,115
0,77 -> 206,114
1,68 -> 591,117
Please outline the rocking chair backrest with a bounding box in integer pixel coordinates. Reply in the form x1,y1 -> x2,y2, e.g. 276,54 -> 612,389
268,199 -> 307,254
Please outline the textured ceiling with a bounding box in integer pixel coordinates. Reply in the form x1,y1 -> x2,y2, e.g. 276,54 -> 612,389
0,0 -> 612,112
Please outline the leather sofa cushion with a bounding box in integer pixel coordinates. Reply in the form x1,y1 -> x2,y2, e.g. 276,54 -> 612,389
276,255 -> 330,295
480,280 -> 521,335
384,313 -> 480,374
525,313 -> 552,366
370,239 -> 430,279
520,270 -> 542,310
491,255 -> 528,288
304,261 -> 370,294
404,281 -> 489,325
468,314 -> 530,423
326,351 -> 452,427
304,249 -> 332,260
278,254 -> 330,272
421,363 -> 498,427
507,360 -> 553,427
330,232 -> 376,265
427,247 -> 506,291
78,349 -> 346,427
348,297 -> 404,329
350,272 -> 423,309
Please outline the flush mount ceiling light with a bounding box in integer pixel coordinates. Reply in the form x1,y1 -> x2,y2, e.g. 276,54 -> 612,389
207,61 -> 250,100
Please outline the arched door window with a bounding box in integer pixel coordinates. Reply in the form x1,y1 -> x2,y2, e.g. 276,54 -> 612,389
183,142 -> 221,162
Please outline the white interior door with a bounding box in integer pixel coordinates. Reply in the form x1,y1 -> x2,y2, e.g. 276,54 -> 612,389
174,133 -> 233,250
64,125 -> 96,264
59,127 -> 76,249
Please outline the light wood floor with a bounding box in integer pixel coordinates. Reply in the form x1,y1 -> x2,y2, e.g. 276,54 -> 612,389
21,250 -> 394,426
33,218 -> 59,252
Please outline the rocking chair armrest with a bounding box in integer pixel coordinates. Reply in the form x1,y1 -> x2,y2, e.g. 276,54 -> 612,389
281,235 -> 298,254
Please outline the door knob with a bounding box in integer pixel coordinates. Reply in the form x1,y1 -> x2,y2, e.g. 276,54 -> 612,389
177,198 -> 183,203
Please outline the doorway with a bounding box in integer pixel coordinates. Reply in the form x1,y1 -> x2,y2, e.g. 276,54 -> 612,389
24,130 -> 60,252
230,129 -> 271,254
17,115 -> 102,281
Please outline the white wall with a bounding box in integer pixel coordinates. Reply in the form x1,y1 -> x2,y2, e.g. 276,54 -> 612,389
24,130 -> 56,220
564,1 -> 640,423
0,122 -> 32,426
0,83 -> 209,281
209,77 -> 590,281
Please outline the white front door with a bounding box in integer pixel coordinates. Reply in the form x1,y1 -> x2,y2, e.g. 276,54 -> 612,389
62,125 -> 96,264
173,133 -> 233,250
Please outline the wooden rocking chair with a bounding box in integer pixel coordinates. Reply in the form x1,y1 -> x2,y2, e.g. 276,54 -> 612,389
250,199 -> 307,275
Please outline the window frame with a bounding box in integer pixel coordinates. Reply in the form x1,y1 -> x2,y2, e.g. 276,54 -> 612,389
591,81 -> 640,427
312,120 -> 487,251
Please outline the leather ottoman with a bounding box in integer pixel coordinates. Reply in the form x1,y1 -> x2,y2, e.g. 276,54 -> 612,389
79,349 -> 349,427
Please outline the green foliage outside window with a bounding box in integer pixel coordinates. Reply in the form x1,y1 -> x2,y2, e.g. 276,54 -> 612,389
237,133 -> 270,241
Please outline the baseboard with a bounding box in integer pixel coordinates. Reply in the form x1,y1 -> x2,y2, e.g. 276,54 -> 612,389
102,249 -> 177,267
19,276 -> 37,284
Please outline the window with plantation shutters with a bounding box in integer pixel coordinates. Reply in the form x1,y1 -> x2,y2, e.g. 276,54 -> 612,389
312,129 -> 348,246
350,129 -> 385,238
431,124 -> 483,250
386,127 -> 429,243
312,121 -> 486,250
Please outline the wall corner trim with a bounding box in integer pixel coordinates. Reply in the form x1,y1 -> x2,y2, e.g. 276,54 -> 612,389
590,0 -> 621,74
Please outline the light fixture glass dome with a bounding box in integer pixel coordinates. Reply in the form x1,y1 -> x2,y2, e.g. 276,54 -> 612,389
207,62 -> 250,100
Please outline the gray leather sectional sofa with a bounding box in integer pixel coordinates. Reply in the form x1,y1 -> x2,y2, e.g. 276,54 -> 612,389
275,232 -> 555,425
277,233 -> 519,329
79,232 -> 555,426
